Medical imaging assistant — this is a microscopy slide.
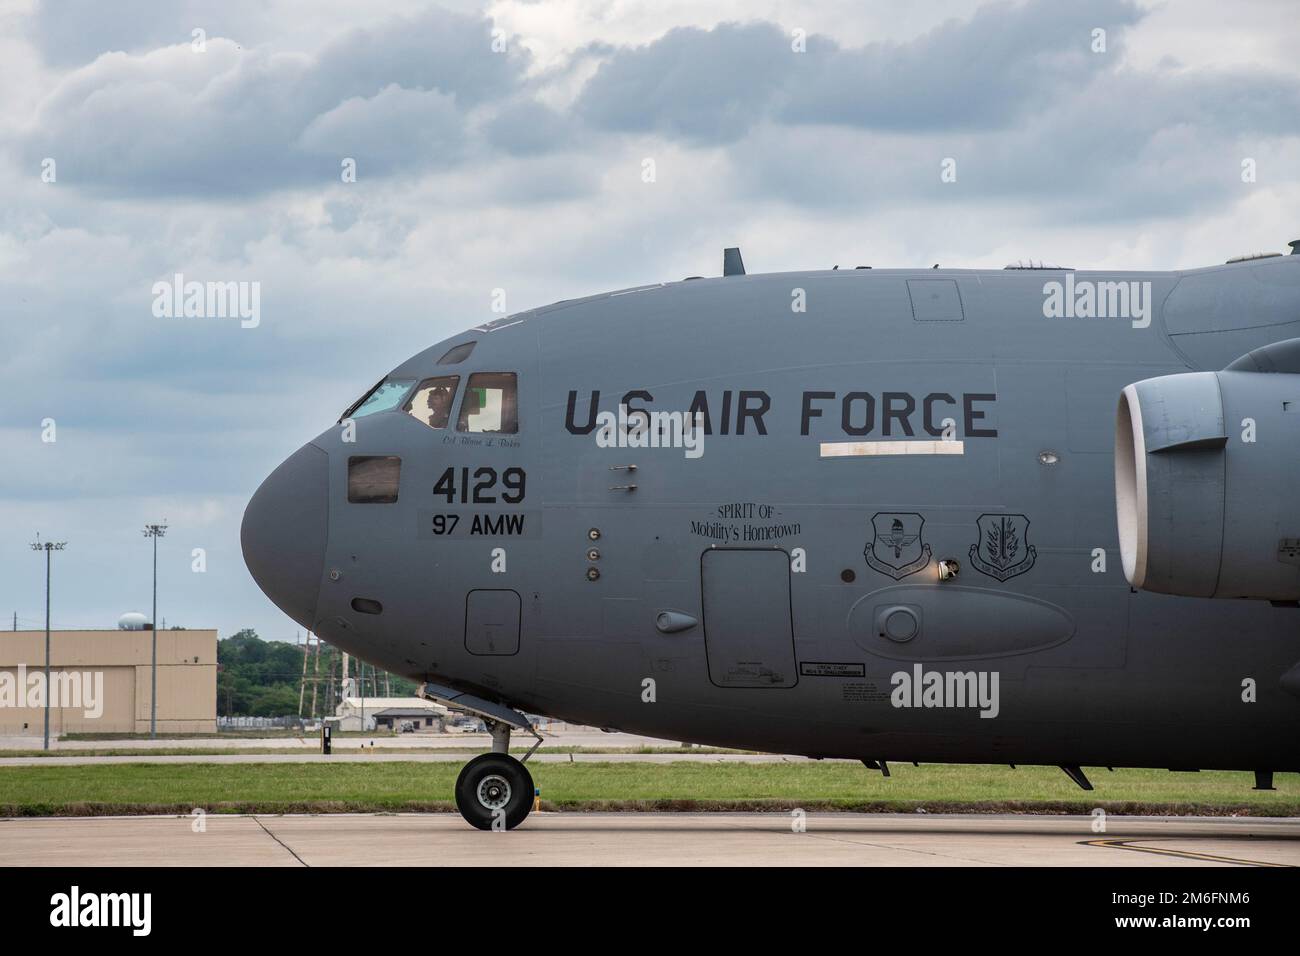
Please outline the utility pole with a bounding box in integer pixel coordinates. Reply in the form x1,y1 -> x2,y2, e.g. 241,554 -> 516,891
297,631 -> 308,718
309,633 -> 321,719
326,649 -> 336,716
29,536 -> 67,751
341,651 -> 349,697
142,523 -> 167,738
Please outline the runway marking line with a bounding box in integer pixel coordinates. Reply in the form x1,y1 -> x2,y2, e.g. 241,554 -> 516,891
1081,839 -> 1292,867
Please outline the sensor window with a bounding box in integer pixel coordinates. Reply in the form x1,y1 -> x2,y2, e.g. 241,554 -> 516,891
347,455 -> 401,504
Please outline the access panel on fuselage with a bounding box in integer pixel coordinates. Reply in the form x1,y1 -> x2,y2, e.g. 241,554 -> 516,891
700,549 -> 796,688
464,589 -> 521,656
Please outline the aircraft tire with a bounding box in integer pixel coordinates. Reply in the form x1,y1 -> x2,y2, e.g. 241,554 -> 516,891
454,752 -> 534,830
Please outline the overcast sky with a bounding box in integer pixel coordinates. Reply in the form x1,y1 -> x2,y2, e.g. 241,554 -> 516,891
1,0 -> 1297,643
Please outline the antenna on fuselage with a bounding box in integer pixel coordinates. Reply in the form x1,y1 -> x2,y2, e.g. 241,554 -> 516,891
723,247 -> 745,276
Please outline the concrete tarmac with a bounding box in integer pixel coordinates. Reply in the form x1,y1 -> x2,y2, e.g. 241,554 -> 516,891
1,813 -> 1295,867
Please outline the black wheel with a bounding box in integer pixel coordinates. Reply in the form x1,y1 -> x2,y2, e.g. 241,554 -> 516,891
454,753 -> 534,831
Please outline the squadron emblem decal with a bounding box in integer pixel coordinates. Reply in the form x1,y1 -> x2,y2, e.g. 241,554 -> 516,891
969,513 -> 1037,581
865,512 -> 932,580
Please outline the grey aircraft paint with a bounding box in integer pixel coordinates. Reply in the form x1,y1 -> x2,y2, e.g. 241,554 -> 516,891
243,248 -> 1300,824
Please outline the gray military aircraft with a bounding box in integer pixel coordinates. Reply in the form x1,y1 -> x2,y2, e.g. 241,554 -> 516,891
243,242 -> 1300,829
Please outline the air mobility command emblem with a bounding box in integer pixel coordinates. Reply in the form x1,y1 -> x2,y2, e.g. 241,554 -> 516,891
969,513 -> 1037,581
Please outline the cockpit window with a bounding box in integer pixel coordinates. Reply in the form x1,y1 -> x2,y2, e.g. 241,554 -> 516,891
342,378 -> 415,421
458,372 -> 518,434
403,376 -> 459,430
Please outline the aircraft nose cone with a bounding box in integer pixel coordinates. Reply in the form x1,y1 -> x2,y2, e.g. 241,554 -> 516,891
242,442 -> 329,629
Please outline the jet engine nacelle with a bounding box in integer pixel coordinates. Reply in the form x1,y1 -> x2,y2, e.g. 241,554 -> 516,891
1115,363 -> 1300,600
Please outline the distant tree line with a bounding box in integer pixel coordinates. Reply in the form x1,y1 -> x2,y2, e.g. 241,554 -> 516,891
217,629 -> 417,717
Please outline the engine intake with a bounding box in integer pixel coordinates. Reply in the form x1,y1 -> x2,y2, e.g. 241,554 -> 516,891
1116,362 -> 1300,600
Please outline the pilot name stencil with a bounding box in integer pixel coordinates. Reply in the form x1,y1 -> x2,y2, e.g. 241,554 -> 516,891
969,513 -> 1037,581
865,512 -> 932,579
442,433 -> 520,449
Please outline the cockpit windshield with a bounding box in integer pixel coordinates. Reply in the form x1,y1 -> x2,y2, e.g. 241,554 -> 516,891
341,378 -> 416,422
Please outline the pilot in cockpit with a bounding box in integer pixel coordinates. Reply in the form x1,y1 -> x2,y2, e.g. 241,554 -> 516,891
423,384 -> 453,427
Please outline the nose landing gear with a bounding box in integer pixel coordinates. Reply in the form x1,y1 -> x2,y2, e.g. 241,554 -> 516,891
418,682 -> 544,831
455,751 -> 535,830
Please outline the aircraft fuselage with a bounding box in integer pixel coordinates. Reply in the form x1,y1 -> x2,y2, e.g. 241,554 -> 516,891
243,254 -> 1300,773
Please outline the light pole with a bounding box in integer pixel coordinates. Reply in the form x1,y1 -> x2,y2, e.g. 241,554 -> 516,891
29,537 -> 67,751
142,523 -> 167,738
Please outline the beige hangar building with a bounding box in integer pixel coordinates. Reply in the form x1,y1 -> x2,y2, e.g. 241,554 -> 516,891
0,627 -> 217,736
